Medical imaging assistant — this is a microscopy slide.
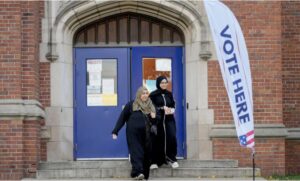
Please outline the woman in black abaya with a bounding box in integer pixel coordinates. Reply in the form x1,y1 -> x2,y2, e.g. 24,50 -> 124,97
112,86 -> 157,180
149,76 -> 179,169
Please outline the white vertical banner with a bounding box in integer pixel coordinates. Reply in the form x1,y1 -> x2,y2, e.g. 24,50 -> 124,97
204,0 -> 255,148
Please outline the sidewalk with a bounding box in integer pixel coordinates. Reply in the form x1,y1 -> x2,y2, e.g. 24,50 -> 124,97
22,177 -> 267,181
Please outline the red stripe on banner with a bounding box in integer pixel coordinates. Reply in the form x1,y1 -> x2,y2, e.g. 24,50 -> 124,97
246,130 -> 254,136
247,138 -> 254,145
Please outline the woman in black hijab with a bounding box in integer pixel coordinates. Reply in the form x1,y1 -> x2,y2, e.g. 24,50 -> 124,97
112,86 -> 157,180
149,76 -> 179,169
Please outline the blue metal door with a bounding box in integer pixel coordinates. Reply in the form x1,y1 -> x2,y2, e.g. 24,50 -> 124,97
74,47 -> 185,159
131,47 -> 185,157
74,48 -> 129,159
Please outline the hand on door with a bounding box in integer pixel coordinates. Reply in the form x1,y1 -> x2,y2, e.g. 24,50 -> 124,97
112,134 -> 118,140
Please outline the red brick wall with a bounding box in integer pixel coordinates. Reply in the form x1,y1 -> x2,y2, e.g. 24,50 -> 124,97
40,133 -> 47,161
40,63 -> 50,108
0,121 -> 42,179
23,121 -> 41,178
38,0 -> 48,163
0,1 -> 23,179
208,62 -> 232,124
282,1 -> 300,128
21,1 -> 41,100
39,62 -> 49,162
39,1 -> 44,43
208,1 -> 283,124
286,140 -> 300,175
0,120 -> 24,180
0,1 -> 22,99
0,1 -> 45,179
281,1 -> 300,175
209,1 -> 285,176
213,138 -> 285,176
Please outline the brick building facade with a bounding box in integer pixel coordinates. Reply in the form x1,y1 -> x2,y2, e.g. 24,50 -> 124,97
0,0 -> 299,179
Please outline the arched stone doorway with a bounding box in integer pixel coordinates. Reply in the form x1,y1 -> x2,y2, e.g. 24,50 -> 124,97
73,12 -> 185,159
41,0 -> 214,161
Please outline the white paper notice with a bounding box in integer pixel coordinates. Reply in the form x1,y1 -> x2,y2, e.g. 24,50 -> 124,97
89,72 -> 101,86
155,58 -> 171,71
102,79 -> 115,94
87,94 -> 103,106
87,60 -> 102,72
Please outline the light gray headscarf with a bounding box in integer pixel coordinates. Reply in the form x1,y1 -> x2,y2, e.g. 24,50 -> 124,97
132,86 -> 156,114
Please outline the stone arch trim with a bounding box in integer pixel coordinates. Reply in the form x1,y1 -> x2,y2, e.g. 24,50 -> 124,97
55,1 -> 199,30
47,0 -> 211,59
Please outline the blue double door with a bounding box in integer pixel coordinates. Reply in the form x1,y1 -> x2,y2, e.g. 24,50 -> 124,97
74,47 -> 184,160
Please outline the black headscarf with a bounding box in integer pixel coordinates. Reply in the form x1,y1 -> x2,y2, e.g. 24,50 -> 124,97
152,75 -> 169,94
156,75 -> 168,94
150,75 -> 174,108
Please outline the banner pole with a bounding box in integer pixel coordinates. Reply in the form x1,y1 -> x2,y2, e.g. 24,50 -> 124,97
252,148 -> 255,181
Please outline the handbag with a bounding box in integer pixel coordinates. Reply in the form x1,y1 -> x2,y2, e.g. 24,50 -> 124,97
143,113 -> 158,135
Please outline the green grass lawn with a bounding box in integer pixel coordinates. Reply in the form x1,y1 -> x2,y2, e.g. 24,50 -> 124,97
267,175 -> 300,180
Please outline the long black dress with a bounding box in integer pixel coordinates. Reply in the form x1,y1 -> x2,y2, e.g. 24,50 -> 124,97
149,89 -> 177,166
112,101 -> 155,179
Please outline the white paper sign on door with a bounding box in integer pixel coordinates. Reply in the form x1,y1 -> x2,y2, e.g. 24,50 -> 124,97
102,79 -> 115,94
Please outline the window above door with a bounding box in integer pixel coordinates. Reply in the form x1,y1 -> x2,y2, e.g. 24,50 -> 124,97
73,13 -> 184,47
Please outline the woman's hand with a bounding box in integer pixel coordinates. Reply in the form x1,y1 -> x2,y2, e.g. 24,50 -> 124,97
164,107 -> 174,115
164,106 -> 171,115
112,134 -> 118,140
164,106 -> 169,114
150,112 -> 156,119
163,106 -> 168,112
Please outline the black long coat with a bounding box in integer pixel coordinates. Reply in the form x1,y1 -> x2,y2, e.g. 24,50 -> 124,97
112,101 -> 156,179
149,90 -> 177,165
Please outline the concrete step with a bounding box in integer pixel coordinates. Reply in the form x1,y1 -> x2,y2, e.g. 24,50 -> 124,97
37,160 -> 260,179
38,160 -> 238,170
37,167 -> 260,179
175,160 -> 238,168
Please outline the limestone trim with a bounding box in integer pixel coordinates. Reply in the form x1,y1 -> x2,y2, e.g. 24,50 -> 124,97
286,128 -> 300,140
0,99 -> 45,120
41,126 -> 51,140
209,124 -> 289,138
43,1 -> 212,61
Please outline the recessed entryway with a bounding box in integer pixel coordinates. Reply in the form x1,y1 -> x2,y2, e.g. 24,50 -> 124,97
74,47 -> 185,159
